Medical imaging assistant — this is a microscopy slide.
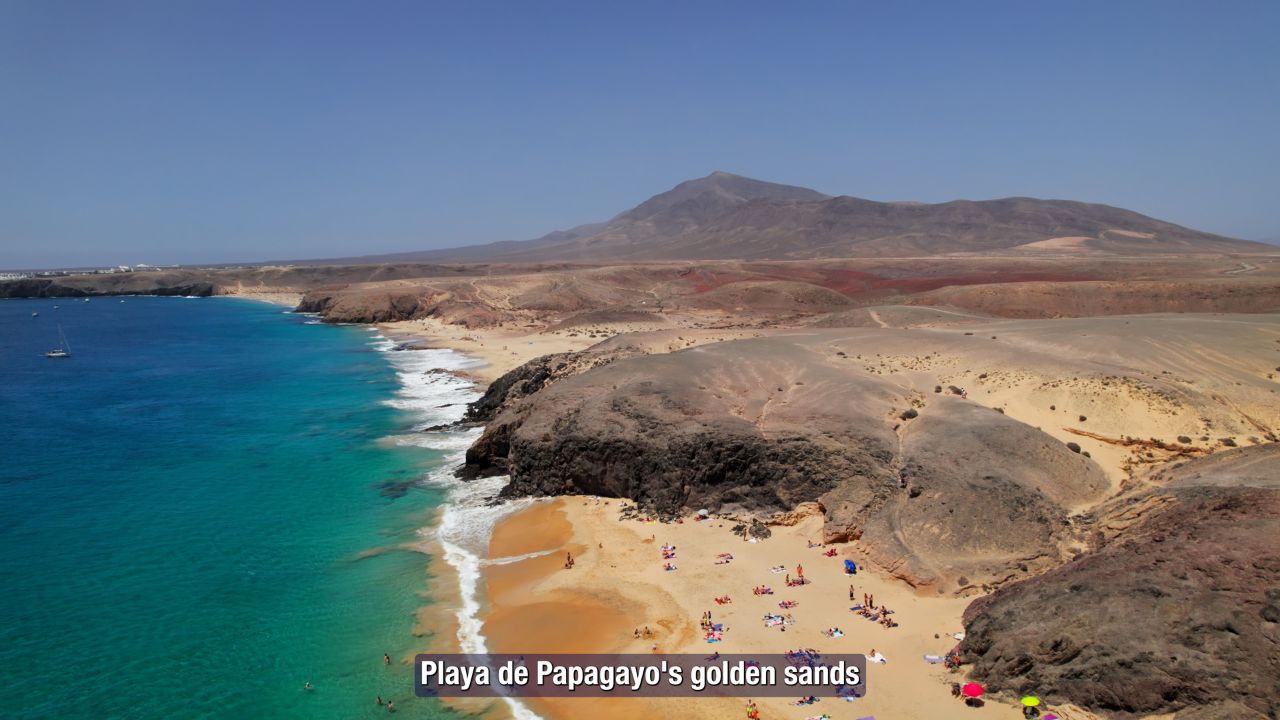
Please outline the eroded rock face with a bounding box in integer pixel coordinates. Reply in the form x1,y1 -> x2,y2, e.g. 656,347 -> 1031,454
462,349 -> 642,425
0,278 -> 215,298
296,288 -> 424,323
823,400 -> 1108,591
960,451 -> 1280,718
464,336 -> 1107,591
470,340 -> 899,513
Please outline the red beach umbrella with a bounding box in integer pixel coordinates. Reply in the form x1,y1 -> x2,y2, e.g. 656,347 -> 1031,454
961,682 -> 984,698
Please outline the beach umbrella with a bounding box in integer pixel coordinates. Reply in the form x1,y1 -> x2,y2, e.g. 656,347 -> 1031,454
961,683 -> 984,698
697,509 -> 709,516
1021,696 -> 1041,707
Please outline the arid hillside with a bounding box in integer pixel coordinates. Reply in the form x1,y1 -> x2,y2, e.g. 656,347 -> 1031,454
291,255 -> 1280,325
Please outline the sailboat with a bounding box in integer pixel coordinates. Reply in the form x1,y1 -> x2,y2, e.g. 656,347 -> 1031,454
45,325 -> 71,358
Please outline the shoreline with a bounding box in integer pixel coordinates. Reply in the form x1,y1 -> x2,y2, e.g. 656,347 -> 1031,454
368,324 -> 545,720
375,317 -> 603,385
219,290 -> 303,306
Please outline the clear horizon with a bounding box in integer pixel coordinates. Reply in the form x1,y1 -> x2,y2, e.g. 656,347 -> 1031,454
3,1 -> 1278,268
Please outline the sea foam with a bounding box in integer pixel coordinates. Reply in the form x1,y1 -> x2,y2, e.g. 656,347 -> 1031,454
371,332 -> 542,720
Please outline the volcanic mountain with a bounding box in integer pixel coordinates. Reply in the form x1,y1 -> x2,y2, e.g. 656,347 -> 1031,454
320,171 -> 1268,263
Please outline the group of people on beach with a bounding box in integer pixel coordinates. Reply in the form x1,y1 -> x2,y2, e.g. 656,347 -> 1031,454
853,592 -> 897,628
661,543 -> 677,571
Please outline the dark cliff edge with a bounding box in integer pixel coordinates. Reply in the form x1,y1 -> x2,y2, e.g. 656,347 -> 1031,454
295,288 -> 422,323
0,278 -> 215,299
456,335 -> 1107,593
960,445 -> 1280,719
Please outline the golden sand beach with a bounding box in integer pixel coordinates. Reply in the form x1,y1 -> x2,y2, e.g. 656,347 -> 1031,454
475,497 -> 1068,720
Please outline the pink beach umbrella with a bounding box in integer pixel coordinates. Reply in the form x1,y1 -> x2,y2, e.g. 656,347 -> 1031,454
961,682 -> 984,698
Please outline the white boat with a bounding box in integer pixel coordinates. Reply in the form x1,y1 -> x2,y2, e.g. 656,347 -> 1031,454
45,325 -> 71,359
32,311 -> 38,317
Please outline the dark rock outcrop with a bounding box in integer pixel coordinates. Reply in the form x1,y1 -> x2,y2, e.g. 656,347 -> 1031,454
960,446 -> 1280,718
0,278 -> 215,298
462,349 -> 642,425
464,338 -> 901,512
295,287 -> 424,323
464,335 -> 1108,591
823,399 -> 1107,590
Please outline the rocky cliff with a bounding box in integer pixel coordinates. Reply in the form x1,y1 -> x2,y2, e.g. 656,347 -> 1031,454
0,277 -> 215,298
960,445 -> 1280,718
461,333 -> 1107,592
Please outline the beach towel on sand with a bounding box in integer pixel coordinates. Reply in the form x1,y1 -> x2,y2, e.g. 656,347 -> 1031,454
923,655 -> 943,664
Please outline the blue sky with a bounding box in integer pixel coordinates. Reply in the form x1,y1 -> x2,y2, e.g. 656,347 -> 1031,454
2,1 -> 1277,268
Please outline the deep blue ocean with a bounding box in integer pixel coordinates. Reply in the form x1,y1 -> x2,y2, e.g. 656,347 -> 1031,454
0,296 -> 481,719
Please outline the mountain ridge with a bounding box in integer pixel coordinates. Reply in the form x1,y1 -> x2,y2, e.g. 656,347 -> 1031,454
287,172 -> 1270,265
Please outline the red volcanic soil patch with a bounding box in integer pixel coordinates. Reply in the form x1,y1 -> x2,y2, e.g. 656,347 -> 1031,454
814,268 -> 879,294
683,268 -> 773,293
679,266 -> 1096,299
869,271 -> 1095,294
685,266 -> 879,294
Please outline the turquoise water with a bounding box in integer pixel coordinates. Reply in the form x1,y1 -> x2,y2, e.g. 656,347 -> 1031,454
0,297 -> 467,719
